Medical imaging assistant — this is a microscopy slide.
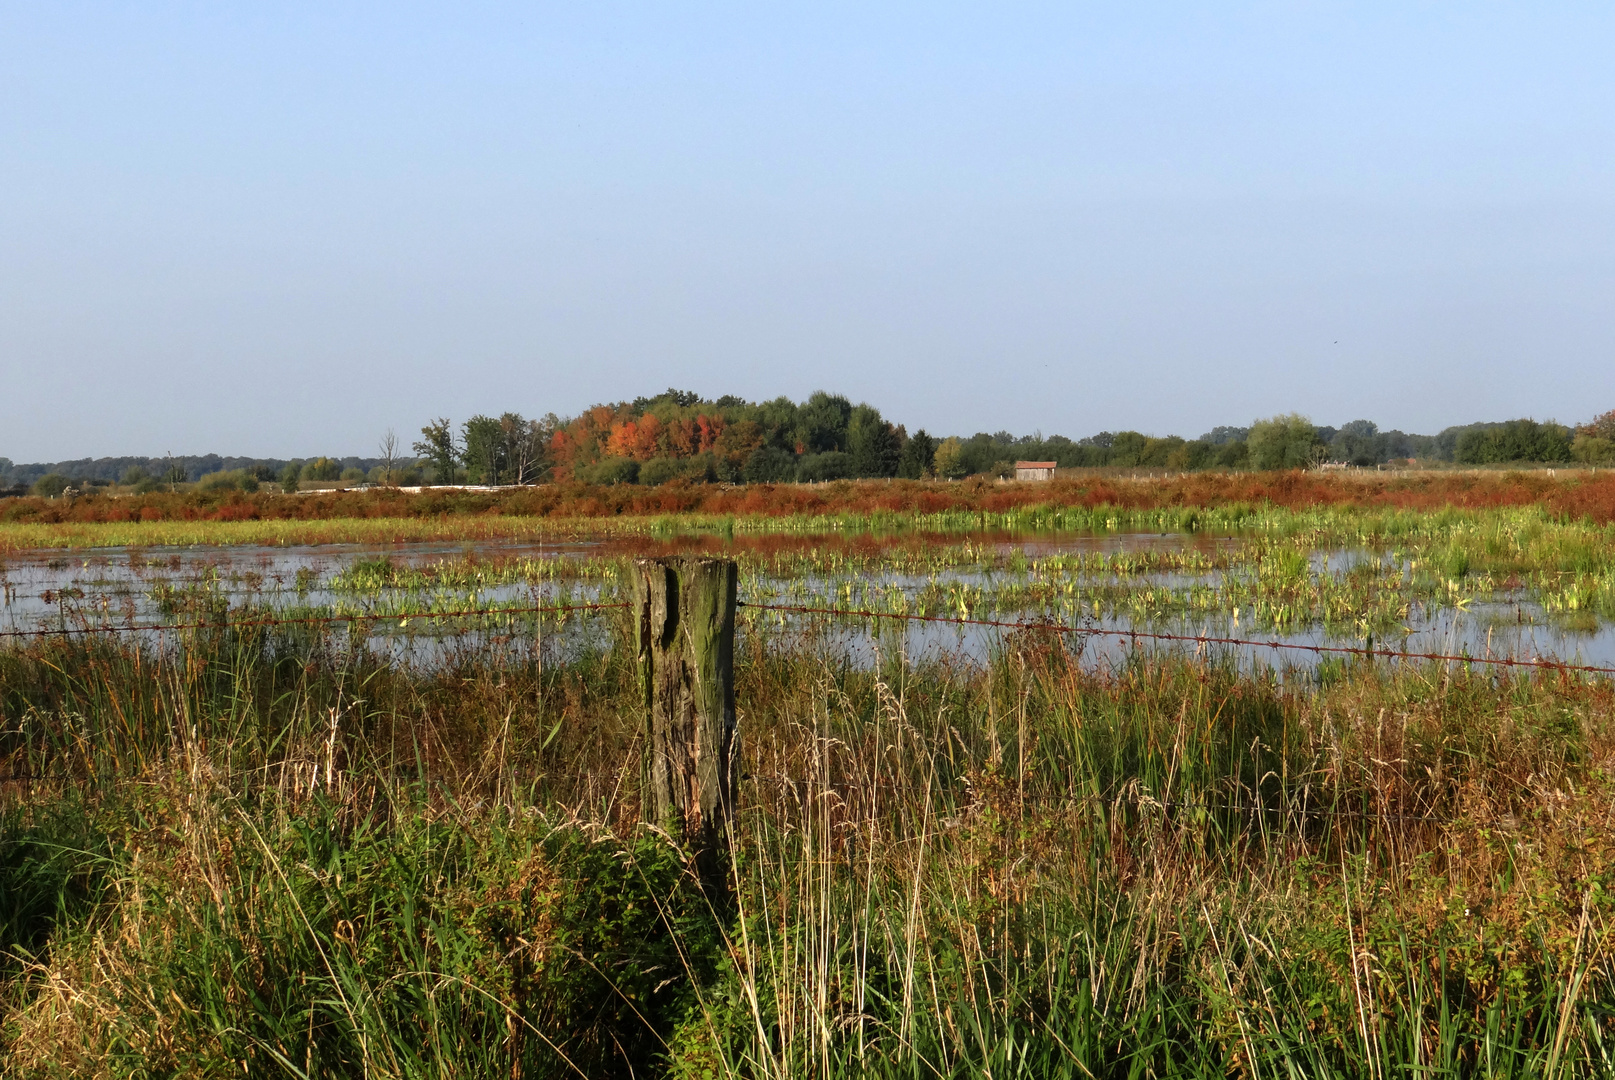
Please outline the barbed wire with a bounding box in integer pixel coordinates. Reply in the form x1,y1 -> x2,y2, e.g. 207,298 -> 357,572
0,600 -> 629,640
3,589 -> 1611,678
737,600 -> 1615,677
0,590 -> 1579,822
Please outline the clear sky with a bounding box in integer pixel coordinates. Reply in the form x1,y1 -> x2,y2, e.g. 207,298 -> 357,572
3,2 -> 1612,460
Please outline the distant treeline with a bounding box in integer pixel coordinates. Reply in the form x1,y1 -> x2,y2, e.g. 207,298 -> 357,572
405,394 -> 1615,485
0,455 -> 393,498
0,454 -> 390,487
4,393 -> 1613,495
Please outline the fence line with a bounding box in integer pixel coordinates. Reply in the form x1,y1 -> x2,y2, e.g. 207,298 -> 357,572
4,592 -> 1613,677
737,600 -> 1615,677
2,587 -> 1597,826
0,600 -> 630,640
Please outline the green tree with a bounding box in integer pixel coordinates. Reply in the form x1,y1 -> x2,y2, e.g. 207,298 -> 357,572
1572,434 -> 1615,464
897,430 -> 936,479
933,437 -> 967,479
413,419 -> 460,484
497,412 -> 549,484
1330,420 -> 1381,465
1106,432 -> 1149,467
1572,409 -> 1615,466
301,457 -> 340,482
1455,419 -> 1572,464
461,415 -> 507,484
1138,436 -> 1188,467
279,464 -> 300,493
120,466 -> 150,487
1247,414 -> 1318,470
795,392 -> 852,453
847,405 -> 902,478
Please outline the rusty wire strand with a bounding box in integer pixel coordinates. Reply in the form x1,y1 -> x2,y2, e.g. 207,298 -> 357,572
737,600 -> 1615,677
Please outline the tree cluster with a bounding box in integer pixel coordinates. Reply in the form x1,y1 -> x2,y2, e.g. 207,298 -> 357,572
412,414 -> 553,485
1572,410 -> 1615,465
449,390 -> 918,487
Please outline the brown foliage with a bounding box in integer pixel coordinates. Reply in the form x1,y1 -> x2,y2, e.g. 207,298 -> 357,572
5,469 -> 1615,526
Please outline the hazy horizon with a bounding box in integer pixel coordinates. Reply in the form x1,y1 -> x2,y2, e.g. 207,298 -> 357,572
4,4 -> 1612,460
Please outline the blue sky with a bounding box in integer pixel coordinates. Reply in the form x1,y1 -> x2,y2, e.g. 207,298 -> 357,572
3,2 -> 1612,459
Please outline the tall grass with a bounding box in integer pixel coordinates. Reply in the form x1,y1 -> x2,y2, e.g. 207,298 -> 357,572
2,612 -> 1613,1076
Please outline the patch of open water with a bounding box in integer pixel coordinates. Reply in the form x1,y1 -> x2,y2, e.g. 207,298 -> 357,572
2,531 -> 1610,673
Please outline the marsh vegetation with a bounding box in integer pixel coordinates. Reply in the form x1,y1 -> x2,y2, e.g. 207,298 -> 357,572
2,503 -> 1614,1076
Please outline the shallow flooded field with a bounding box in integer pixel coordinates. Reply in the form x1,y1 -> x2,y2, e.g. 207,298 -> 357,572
4,524 -> 1611,672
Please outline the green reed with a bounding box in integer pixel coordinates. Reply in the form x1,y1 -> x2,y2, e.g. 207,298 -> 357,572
2,602 -> 1613,1077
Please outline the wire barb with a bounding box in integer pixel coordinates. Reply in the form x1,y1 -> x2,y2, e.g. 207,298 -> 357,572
0,601 -> 630,640
738,600 -> 1615,676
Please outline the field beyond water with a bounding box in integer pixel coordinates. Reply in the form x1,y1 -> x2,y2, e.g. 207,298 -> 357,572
4,468 -> 1615,551
4,483 -> 1615,1077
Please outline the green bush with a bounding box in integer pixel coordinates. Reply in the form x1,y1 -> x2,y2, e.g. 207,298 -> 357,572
577,456 -> 639,485
796,451 -> 852,482
639,457 -> 685,486
30,474 -> 69,498
1247,414 -> 1318,470
744,446 -> 797,483
196,470 -> 245,492
194,469 -> 260,493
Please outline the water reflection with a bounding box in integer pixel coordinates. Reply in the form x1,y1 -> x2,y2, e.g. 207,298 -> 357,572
2,530 -> 1611,674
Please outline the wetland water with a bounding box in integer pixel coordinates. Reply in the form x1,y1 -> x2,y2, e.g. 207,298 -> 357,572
2,529 -> 1612,673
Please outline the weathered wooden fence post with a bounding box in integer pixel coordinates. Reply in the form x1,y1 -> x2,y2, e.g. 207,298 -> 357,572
631,556 -> 737,876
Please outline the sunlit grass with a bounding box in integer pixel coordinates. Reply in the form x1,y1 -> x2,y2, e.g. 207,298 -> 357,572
2,614 -> 1613,1076
3,496 -> 1615,1075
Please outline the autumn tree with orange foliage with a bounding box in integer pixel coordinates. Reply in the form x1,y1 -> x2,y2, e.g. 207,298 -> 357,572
540,388 -> 904,485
